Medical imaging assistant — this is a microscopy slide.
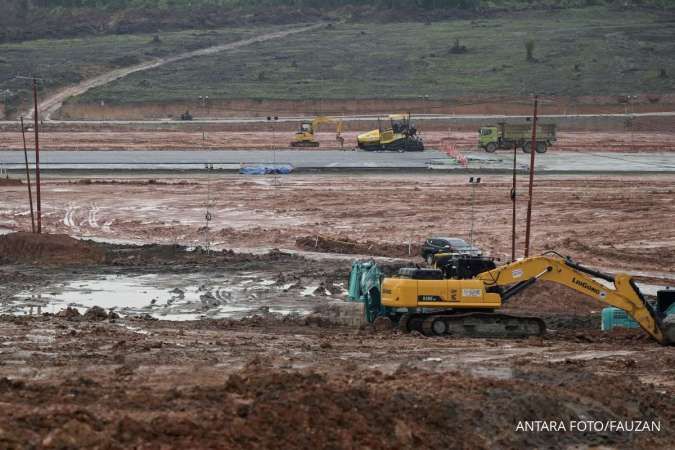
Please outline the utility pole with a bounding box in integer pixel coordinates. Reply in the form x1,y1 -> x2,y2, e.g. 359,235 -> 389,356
32,78 -> 42,234
524,95 -> 538,257
511,142 -> 517,262
468,176 -> 481,246
20,117 -> 35,233
268,116 -> 279,185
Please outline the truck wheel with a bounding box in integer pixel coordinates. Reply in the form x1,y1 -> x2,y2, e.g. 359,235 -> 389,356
522,142 -> 532,153
486,143 -> 497,153
535,142 -> 547,153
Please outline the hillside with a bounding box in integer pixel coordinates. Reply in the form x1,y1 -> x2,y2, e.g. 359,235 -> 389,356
72,8 -> 675,104
1,4 -> 675,119
2,0 -> 674,42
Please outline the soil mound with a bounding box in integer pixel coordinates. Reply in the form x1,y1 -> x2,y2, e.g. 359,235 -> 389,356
0,232 -> 105,265
502,283 -> 604,315
296,235 -> 419,258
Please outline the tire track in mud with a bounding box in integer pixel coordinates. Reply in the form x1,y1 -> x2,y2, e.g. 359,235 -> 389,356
28,24 -> 322,120
62,203 -> 79,232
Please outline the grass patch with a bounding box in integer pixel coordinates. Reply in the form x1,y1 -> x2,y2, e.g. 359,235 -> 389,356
72,7 -> 675,104
0,26 -> 286,113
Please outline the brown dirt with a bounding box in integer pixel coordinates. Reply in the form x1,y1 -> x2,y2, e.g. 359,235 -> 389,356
57,94 -> 675,120
503,283 -> 605,315
2,129 -> 675,152
0,240 -> 672,447
296,235 -> 420,258
1,174 -> 671,279
0,313 -> 672,449
0,178 -> 22,186
0,232 -> 105,265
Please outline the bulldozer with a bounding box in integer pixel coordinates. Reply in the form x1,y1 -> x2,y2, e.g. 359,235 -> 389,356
357,113 -> 424,152
290,116 -> 344,148
349,253 -> 675,345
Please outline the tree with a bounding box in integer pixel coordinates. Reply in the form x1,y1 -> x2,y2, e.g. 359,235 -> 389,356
525,39 -> 535,62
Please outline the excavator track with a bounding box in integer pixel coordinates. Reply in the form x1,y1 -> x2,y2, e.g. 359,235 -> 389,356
401,312 -> 545,339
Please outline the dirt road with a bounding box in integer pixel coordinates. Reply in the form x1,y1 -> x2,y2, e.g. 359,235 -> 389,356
26,24 -> 322,120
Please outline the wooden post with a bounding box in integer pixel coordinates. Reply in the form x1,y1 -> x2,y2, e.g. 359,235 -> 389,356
32,78 -> 42,234
511,142 -> 517,262
20,117 -> 35,233
524,95 -> 538,257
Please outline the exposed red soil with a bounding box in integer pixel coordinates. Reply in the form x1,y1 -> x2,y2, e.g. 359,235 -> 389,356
0,314 -> 672,449
57,94 -> 675,120
0,232 -> 105,265
0,178 -> 22,186
1,130 -> 674,151
1,175 -> 673,280
296,235 -> 420,258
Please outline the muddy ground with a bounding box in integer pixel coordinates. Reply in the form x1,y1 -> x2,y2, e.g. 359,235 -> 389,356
1,173 -> 673,281
0,242 -> 673,449
2,130 -> 675,152
1,171 -> 674,448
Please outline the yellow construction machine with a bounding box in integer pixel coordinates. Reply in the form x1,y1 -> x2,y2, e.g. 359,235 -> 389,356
290,116 -> 344,148
349,253 -> 674,344
356,113 -> 424,152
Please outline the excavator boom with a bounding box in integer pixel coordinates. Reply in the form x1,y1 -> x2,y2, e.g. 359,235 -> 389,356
373,253 -> 673,344
476,255 -> 672,345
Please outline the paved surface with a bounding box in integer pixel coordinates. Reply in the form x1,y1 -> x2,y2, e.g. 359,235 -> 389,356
2,111 -> 675,127
1,150 -> 674,172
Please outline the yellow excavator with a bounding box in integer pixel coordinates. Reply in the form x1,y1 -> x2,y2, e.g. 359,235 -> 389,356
290,116 -> 344,148
356,113 -> 424,152
349,253 -> 674,345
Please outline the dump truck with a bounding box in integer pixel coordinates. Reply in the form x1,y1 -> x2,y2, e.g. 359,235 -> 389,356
348,253 -> 675,344
479,122 -> 556,153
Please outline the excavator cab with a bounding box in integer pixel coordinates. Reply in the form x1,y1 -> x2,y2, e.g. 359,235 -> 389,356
290,117 -> 342,148
291,121 -> 319,147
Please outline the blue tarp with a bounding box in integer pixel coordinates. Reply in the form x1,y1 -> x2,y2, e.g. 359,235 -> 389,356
239,165 -> 293,175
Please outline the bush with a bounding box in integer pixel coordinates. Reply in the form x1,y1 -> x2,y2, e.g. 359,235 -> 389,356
525,38 -> 535,62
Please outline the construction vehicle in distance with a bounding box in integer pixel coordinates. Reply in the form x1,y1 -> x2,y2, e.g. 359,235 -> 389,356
291,116 -> 344,148
479,122 -> 556,153
348,253 -> 675,345
357,113 -> 424,152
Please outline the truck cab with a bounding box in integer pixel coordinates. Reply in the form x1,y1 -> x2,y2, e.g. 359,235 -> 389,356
478,126 -> 499,152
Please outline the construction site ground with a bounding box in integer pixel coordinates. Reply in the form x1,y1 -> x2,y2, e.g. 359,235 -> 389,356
2,130 -> 675,152
1,172 -> 673,448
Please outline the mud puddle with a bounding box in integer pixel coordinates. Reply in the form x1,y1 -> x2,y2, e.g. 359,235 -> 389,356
4,271 -> 339,320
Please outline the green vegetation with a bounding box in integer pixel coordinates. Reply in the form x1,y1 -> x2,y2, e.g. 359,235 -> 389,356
0,26 -> 279,114
4,0 -> 675,42
72,7 -> 675,104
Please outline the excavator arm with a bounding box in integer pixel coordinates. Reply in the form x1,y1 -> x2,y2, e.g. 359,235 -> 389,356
476,255 -> 672,345
291,116 -> 343,147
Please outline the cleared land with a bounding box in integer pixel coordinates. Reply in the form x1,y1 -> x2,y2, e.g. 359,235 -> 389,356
72,7 -> 675,106
0,233 -> 673,448
1,172 -> 673,448
1,173 -> 673,279
2,130 -> 675,152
